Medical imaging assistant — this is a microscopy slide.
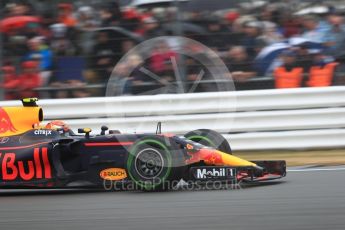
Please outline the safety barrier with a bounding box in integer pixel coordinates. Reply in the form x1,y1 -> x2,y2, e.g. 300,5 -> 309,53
1,86 -> 345,150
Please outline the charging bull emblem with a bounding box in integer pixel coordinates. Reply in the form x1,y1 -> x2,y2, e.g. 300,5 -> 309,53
186,148 -> 258,167
0,108 -> 17,134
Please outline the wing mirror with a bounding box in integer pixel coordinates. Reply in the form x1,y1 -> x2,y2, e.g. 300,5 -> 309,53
100,125 -> 109,135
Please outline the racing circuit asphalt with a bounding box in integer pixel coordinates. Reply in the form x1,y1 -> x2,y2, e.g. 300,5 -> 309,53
0,166 -> 344,230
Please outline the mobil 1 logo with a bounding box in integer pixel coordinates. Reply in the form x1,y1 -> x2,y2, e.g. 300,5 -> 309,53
191,166 -> 236,181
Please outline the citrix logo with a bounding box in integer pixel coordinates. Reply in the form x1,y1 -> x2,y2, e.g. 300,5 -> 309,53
34,130 -> 52,136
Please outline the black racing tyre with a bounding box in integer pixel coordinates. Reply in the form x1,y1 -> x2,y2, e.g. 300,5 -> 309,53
126,136 -> 185,191
184,129 -> 232,154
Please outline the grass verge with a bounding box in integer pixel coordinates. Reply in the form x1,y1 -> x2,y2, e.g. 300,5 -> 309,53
235,149 -> 345,167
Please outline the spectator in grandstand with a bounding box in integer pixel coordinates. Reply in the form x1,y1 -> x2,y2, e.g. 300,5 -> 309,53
24,37 -> 53,86
8,2 -> 34,16
186,56 -> 214,92
273,50 -> 303,88
223,11 -> 240,31
40,12 -> 56,39
323,12 -> 345,56
294,44 -> 314,73
281,16 -> 302,38
225,46 -> 257,82
25,37 -> 49,66
57,3 -> 77,28
149,40 -> 176,80
107,62 -> 133,95
204,17 -> 229,52
76,6 -> 99,55
121,7 -> 142,32
301,15 -> 329,43
76,6 -> 99,29
90,31 -> 118,83
259,5 -> 277,23
50,23 -> 76,56
99,2 -> 122,27
140,17 -> 164,39
241,21 -> 267,57
17,60 -> 42,98
223,15 -> 248,48
126,54 -> 147,83
260,21 -> 283,45
220,11 -> 243,47
22,21 -> 42,40
2,63 -> 19,100
121,39 -> 136,54
127,53 -> 179,94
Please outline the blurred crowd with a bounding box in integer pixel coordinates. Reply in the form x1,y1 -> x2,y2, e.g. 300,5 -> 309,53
1,0 -> 345,99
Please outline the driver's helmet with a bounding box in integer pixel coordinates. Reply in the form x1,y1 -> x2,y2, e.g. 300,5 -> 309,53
45,120 -> 70,132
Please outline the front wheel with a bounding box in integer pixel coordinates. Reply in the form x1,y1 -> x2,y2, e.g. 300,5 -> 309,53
184,129 -> 232,154
126,136 -> 185,191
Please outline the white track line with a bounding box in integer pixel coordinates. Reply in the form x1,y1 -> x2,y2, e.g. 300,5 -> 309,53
288,167 -> 345,172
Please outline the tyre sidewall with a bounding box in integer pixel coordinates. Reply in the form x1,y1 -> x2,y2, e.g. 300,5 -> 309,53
126,136 -> 184,191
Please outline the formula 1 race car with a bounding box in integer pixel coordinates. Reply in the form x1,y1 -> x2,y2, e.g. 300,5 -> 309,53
0,98 -> 286,191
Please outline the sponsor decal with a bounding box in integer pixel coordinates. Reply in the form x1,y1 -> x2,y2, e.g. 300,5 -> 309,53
0,137 -> 9,144
192,167 -> 235,180
34,130 -> 52,136
186,144 -> 194,150
100,168 -> 127,181
0,108 -> 17,134
0,147 -> 52,181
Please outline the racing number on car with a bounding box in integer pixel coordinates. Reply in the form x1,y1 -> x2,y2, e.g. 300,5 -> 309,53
0,147 -> 52,181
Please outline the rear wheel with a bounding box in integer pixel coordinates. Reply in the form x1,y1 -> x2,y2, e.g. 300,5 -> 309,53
184,129 -> 232,154
126,136 -> 185,191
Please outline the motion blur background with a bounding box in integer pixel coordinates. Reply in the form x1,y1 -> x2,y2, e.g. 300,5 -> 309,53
1,0 -> 345,99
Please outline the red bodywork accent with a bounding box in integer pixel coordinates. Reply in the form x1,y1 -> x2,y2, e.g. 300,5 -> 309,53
84,142 -> 134,147
41,147 -> 52,179
34,148 -> 43,179
2,153 -> 17,180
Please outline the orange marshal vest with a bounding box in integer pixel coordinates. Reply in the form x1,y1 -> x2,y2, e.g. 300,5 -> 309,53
307,62 -> 338,87
274,66 -> 303,88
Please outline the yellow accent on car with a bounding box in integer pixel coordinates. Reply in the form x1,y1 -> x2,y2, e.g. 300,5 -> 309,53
217,150 -> 257,167
0,106 -> 43,137
83,128 -> 92,133
22,98 -> 38,103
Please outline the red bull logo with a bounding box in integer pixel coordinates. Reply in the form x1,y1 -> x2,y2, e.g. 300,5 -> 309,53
0,147 -> 52,181
0,106 -> 43,137
186,148 -> 256,167
0,108 -> 17,134
186,149 -> 224,165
